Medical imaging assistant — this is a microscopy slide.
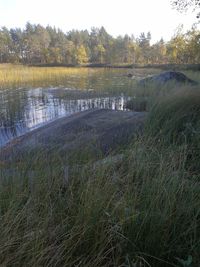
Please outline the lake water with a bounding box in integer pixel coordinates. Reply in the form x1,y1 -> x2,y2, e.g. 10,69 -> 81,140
0,68 -> 156,147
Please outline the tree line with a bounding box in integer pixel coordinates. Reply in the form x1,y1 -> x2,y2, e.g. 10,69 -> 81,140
0,23 -> 200,65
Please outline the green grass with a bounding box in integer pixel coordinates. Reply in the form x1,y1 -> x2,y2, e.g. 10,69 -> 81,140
0,64 -> 200,266
0,87 -> 200,266
125,75 -> 200,112
146,89 -> 200,174
146,89 -> 200,142
0,137 -> 199,266
0,63 -> 159,95
0,64 -> 95,90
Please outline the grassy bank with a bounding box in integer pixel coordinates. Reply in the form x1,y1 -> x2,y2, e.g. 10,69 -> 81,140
0,87 -> 199,266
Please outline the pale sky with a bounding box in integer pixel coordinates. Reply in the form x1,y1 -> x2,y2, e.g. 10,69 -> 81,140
0,0 -> 199,43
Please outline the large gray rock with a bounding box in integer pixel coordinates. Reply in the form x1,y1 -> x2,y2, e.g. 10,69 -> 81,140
0,109 -> 146,162
139,71 -> 198,86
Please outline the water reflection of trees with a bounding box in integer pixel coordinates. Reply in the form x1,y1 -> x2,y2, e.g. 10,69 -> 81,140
0,87 -> 129,147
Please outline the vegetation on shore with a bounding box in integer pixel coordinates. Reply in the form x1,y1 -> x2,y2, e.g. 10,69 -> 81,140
0,64 -> 199,93
0,23 -> 200,66
0,64 -> 160,91
0,79 -> 199,266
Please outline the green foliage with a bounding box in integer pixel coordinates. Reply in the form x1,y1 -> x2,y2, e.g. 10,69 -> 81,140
75,45 -> 89,64
0,23 -> 200,65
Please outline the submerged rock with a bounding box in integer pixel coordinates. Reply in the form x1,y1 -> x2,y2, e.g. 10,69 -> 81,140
139,71 -> 198,86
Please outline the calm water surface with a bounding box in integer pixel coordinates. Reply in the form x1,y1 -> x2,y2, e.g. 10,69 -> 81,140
0,68 -> 152,147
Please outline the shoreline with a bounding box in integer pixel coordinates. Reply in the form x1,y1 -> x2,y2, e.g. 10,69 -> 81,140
27,63 -> 200,71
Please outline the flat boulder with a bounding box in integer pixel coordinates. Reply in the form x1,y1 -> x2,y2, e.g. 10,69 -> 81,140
0,109 -> 147,163
139,71 -> 198,86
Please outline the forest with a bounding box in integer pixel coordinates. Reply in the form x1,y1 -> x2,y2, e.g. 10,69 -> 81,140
0,22 -> 200,65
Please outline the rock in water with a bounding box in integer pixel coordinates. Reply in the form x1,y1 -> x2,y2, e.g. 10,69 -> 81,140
0,109 -> 147,162
139,71 -> 198,86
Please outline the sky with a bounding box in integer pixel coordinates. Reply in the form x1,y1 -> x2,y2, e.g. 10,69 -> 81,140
0,0 -> 199,43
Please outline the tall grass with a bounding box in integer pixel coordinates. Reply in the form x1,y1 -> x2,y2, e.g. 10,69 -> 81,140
0,137 -> 199,266
0,64 -> 141,97
146,89 -> 200,173
0,86 -> 200,266
0,64 -> 95,89
0,64 -> 199,266
146,89 -> 200,142
0,64 -> 165,101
